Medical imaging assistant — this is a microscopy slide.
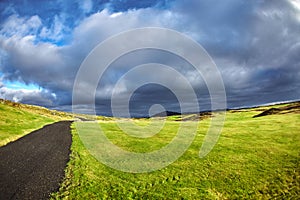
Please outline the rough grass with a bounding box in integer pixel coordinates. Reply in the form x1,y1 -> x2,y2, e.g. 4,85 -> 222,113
0,99 -> 73,146
52,104 -> 300,199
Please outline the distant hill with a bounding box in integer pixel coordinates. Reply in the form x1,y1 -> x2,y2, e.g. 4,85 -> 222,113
151,111 -> 181,117
0,98 -> 74,119
150,100 -> 300,121
253,101 -> 300,118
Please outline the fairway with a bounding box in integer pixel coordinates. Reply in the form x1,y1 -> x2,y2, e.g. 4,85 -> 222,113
52,105 -> 300,199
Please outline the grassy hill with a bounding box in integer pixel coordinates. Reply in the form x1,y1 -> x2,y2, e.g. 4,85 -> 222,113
0,99 -> 74,146
51,101 -> 300,199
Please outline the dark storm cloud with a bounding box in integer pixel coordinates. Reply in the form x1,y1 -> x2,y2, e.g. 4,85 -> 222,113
0,0 -> 299,116
168,0 -> 300,108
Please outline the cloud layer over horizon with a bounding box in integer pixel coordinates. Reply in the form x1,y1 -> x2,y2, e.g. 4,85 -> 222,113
0,0 -> 300,117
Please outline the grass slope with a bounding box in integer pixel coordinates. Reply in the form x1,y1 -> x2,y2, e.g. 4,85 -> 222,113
52,103 -> 300,199
0,99 -> 73,146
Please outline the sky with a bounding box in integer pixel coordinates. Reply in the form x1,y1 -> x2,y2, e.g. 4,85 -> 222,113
0,0 -> 299,117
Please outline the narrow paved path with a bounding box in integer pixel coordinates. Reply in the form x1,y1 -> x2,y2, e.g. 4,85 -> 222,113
0,121 -> 72,200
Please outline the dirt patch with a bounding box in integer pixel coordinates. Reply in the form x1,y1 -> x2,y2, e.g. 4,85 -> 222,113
179,112 -> 213,121
0,121 -> 72,200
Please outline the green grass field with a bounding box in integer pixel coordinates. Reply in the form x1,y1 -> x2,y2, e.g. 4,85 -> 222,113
51,104 -> 300,199
0,99 -> 73,146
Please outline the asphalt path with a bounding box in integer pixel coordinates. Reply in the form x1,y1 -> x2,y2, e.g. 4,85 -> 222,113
0,121 -> 72,200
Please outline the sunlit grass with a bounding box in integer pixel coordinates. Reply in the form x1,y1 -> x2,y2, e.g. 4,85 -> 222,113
52,106 -> 300,199
0,103 -> 55,146
0,99 -> 73,146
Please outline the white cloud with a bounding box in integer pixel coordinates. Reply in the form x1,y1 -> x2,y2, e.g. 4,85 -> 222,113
78,0 -> 93,14
0,15 -> 42,37
0,86 -> 54,106
289,0 -> 300,21
0,34 -> 63,76
290,0 -> 300,10
39,15 -> 67,41
2,4 -> 17,16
